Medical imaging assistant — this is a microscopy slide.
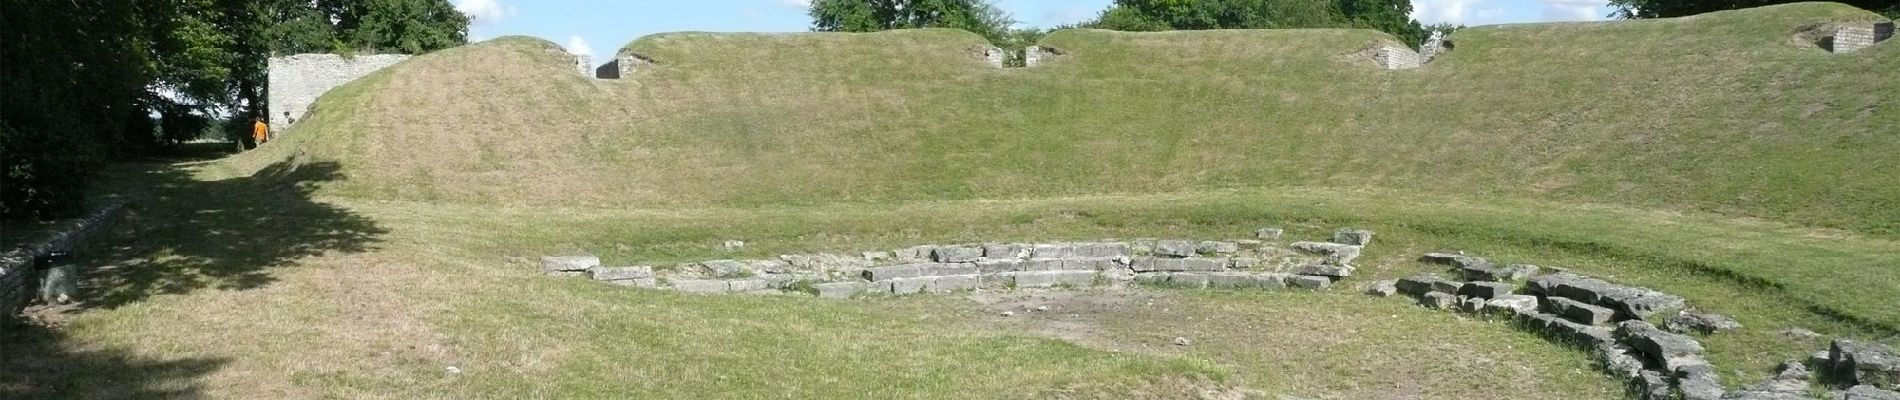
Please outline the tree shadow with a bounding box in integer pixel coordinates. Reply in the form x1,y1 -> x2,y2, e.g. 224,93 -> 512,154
77,159 -> 386,310
2,153 -> 384,398
0,323 -> 228,399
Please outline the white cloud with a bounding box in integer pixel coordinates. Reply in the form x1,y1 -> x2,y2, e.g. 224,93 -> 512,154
1412,0 -> 1488,25
1539,0 -> 1608,21
781,0 -> 811,8
455,0 -> 514,26
566,35 -> 593,56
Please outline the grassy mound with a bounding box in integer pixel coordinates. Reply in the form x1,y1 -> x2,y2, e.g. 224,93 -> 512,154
236,2 -> 1896,234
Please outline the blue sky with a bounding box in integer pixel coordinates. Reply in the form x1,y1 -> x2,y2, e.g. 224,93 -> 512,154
452,0 -> 1616,60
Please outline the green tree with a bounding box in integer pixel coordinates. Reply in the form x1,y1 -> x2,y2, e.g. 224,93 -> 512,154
1609,0 -> 1899,19
810,0 -> 1015,44
1081,0 -> 1429,48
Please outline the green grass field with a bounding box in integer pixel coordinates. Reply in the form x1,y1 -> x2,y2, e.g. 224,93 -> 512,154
7,2 -> 1898,399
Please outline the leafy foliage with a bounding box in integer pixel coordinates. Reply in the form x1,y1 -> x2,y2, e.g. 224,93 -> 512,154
809,0 -> 1015,44
1081,0 -> 1430,48
0,0 -> 468,219
1609,0 -> 1899,19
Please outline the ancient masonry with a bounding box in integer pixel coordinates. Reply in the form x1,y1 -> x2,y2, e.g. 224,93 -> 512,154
0,200 -> 127,326
594,53 -> 655,79
1826,22 -> 1897,53
543,227 -> 1368,297
1386,253 -> 1900,399
267,54 -> 411,128
1376,46 -> 1423,70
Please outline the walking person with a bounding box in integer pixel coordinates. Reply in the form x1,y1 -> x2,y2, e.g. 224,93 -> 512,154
251,116 -> 269,148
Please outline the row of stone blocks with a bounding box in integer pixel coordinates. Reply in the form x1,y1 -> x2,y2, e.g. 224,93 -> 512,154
1386,252 -> 1900,399
1827,22 -> 1896,54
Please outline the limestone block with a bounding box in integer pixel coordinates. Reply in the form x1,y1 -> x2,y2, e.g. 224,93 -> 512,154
541,256 -> 599,272
1331,229 -> 1374,246
917,263 -> 977,277
728,278 -> 772,292
890,277 -> 932,295
927,275 -> 979,293
1418,291 -> 1457,308
1677,363 -> 1726,400
1255,228 -> 1284,240
589,266 -> 653,281
983,244 -> 1027,259
1595,343 -> 1647,379
1026,258 -> 1066,271
1206,272 -> 1258,289
1618,320 -> 1707,369
1230,257 -> 1260,269
1833,339 -> 1900,390
1032,243 -> 1074,258
932,247 -> 982,263
1547,297 -> 1616,325
1484,294 -> 1540,315
1167,273 -> 1210,289
1456,281 -> 1514,299
1196,241 -> 1239,255
699,260 -> 748,277
862,265 -> 920,281
1180,258 -> 1226,272
1395,275 -> 1456,297
1154,240 -> 1197,257
1296,264 -> 1352,278
976,259 -> 1026,274
1366,280 -> 1398,297
1459,296 -> 1486,313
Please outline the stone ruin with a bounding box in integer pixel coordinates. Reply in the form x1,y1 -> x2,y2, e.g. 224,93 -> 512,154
594,53 -> 656,79
1824,22 -> 1896,54
1385,252 -> 1900,400
1375,45 -> 1424,70
541,228 -> 1900,398
542,227 -> 1371,297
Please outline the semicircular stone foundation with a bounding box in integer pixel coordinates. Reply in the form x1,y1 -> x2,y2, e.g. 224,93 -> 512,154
539,229 -> 1900,399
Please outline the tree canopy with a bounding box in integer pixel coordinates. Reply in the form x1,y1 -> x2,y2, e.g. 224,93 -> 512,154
809,0 -> 1016,44
0,0 -> 469,220
1082,0 -> 1430,48
1609,0 -> 1899,19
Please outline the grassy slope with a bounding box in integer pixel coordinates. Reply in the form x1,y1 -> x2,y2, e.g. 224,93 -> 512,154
238,3 -> 1897,235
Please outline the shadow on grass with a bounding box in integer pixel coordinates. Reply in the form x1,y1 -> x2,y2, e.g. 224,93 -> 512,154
1,153 -> 384,398
80,159 -> 385,310
0,323 -> 228,399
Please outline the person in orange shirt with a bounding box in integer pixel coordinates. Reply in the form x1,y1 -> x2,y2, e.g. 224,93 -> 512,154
251,117 -> 269,148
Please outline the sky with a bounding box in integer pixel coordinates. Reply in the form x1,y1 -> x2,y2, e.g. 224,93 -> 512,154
453,0 -> 1618,62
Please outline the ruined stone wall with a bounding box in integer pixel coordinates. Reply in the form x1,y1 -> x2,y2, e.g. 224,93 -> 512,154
267,54 -> 411,128
0,200 -> 126,325
1376,46 -> 1422,70
594,53 -> 655,79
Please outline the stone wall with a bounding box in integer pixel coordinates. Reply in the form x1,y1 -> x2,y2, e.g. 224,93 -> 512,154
1376,46 -> 1422,70
1024,46 -> 1045,67
542,228 -> 1371,297
984,47 -> 1006,68
594,53 -> 655,79
0,200 -> 126,325
1827,22 -> 1894,53
267,54 -> 411,128
1419,30 -> 1449,63
572,54 -> 592,77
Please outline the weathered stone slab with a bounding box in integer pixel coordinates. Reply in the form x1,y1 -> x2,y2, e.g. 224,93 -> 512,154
1296,264 -> 1352,278
541,256 -> 599,272
1032,244 -> 1074,258
861,280 -> 894,295
1637,370 -> 1674,400
1288,275 -> 1331,290
1331,229 -> 1373,246
1619,320 -> 1707,370
1419,291 -> 1457,308
1531,272 -> 1685,319
1484,294 -> 1540,315
932,247 -> 982,263
1459,296 -> 1486,313
1063,258 -> 1118,271
1396,275 -> 1456,296
927,275 -> 979,293
814,282 -> 864,299
1015,271 -> 1096,288
862,265 -> 921,281
1129,257 -> 1160,272
1456,281 -> 1514,299
1253,273 -> 1289,289
976,259 -> 1026,274
1132,273 -> 1170,286
1547,297 -> 1616,325
1833,339 -> 1900,390
1255,228 -> 1283,240
918,263 -> 978,277
671,279 -> 729,293
1595,343 -> 1646,379
699,260 -> 748,277
1677,363 -> 1725,400
1180,257 -> 1226,272
1288,241 -> 1362,265
1366,280 -> 1398,297
1846,385 -> 1900,400
890,277 -> 932,295
728,278 -> 772,292
983,244 -> 1027,259
1025,258 -> 1067,271
1665,311 -> 1742,334
1521,312 -> 1615,346
1079,242 -> 1133,258
1154,240 -> 1197,257
589,266 -> 653,281
1197,241 -> 1239,255
1230,257 -> 1260,269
